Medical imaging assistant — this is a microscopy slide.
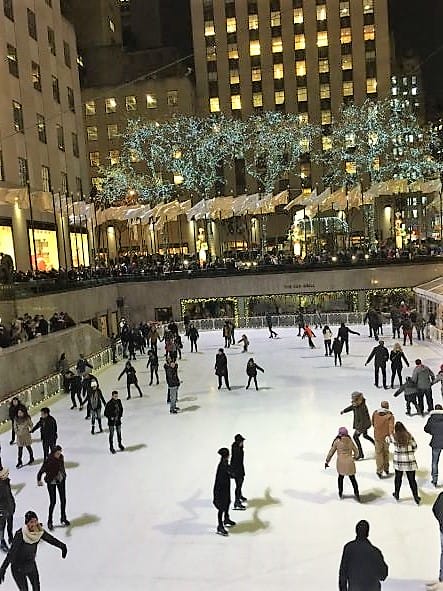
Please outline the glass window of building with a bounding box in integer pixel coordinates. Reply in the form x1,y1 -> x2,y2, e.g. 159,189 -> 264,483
210,97 -> 220,112
146,94 -> 157,109
319,58 -> 329,73
63,41 -> 71,68
167,91 -> 179,106
67,87 -> 75,112
249,14 -> 259,29
52,76 -> 60,103
105,97 -> 117,113
253,92 -> 263,107
321,110 -> 332,125
32,61 -> 41,90
339,1 -> 350,17
271,11 -> 281,27
226,17 -> 236,33
342,55 -> 353,70
341,28 -> 352,44
346,161 -> 356,174
47,27 -> 56,55
250,40 -> 261,56
343,81 -> 354,96
204,20 -> 215,36
294,34 -> 305,50
363,0 -> 374,13
86,126 -> 98,141
230,69 -> 240,84
208,71 -> 217,82
30,228 -> 59,270
299,113 -> 309,124
317,31 -> 328,47
27,9 -> 37,40
36,114 -> 46,143
363,24 -> 375,40
320,84 -> 330,99
174,174 -> 184,185
72,133 -> 79,157
300,162 -> 311,180
228,44 -> 239,59
18,157 -> 28,186
272,37 -> 283,53
41,166 -> 51,192
107,124 -> 118,139
296,60 -> 306,76
206,45 -> 216,61
91,177 -> 102,191
345,132 -> 356,147
126,96 -> 137,111
4,0 -> 13,20
85,100 -> 96,116
293,8 -> 303,23
251,67 -> 262,81
316,5 -> 327,20
12,101 -> 23,132
322,136 -> 332,151
89,152 -> 100,167
7,44 -> 18,77
109,19 -> 115,32
275,90 -> 285,105
109,150 -> 120,166
366,78 -> 377,93
297,87 -> 308,102
56,125 -> 65,150
231,95 -> 241,110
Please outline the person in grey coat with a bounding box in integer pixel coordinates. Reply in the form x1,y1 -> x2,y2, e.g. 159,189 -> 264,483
394,377 -> 420,416
425,405 -> 443,487
412,358 -> 435,413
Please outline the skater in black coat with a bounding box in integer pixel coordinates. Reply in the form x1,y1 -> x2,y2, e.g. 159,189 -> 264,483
338,323 -> 360,355
0,510 -> 67,590
231,434 -> 246,510
85,381 -> 106,434
8,399 -> 26,446
68,372 -> 82,410
188,324 -> 199,352
37,447 -> 70,531
365,340 -> 389,389
246,358 -> 264,390
332,337 -> 343,367
390,343 -> 409,388
118,361 -> 143,399
104,391 -> 124,454
0,466 -> 15,552
213,448 -> 235,536
215,349 -> 231,390
30,408 -> 57,460
147,349 -> 159,385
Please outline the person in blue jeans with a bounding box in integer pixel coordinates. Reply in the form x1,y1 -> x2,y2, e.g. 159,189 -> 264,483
424,405 -> 443,487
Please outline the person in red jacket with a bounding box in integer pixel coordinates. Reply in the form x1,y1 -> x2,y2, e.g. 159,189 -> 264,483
37,447 -> 70,531
302,324 -> 316,349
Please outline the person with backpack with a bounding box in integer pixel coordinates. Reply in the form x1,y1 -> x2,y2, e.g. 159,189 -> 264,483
340,392 -> 375,460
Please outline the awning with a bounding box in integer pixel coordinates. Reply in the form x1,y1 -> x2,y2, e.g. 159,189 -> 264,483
414,277 -> 443,305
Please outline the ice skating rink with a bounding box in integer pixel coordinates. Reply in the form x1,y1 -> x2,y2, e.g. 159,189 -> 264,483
2,326 -> 443,590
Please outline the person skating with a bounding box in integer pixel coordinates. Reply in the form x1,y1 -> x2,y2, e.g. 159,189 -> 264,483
30,408 -> 57,460
79,372 -> 99,417
174,333 -> 183,360
147,349 -> 159,385
372,401 -> 394,478
213,448 -> 235,536
266,313 -> 278,338
223,322 -> 232,348
332,337 -> 343,367
338,323 -> 360,355
424,404 -> 443,487
68,372 -> 82,410
215,348 -> 230,390
325,427 -> 360,501
389,343 -> 409,388
188,323 -> 199,352
118,360 -> 143,400
339,520 -> 388,591
322,325 -> 332,356
302,324 -> 316,349
432,492 -> 443,583
393,376 -> 420,416
246,358 -> 264,390
433,364 -> 443,401
401,314 -> 413,346
340,392 -> 375,460
164,358 -> 180,414
237,334 -> 249,353
104,391 -> 125,453
37,446 -> 70,530
296,309 -> 305,337
365,340 -> 389,389
8,399 -> 26,446
231,435 -> 247,510
0,510 -> 67,589
14,410 -> 34,469
229,320 -> 236,346
412,358 -> 435,413
86,381 -> 106,434
0,466 -> 15,552
75,353 -> 92,376
392,421 -> 421,504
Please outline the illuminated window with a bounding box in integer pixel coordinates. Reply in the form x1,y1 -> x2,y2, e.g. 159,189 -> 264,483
345,132 -> 356,148
230,69 -> 240,84
89,151 -> 100,167
204,20 -> 215,36
47,27 -> 56,55
253,92 -> 263,107
129,149 -> 140,163
251,67 -> 261,81
109,150 -> 120,166
7,44 -> 18,77
275,90 -> 285,105
346,161 -> 356,175
12,101 -> 23,132
293,8 -> 303,24
210,97 -> 220,112
317,31 -> 328,47
342,55 -> 353,70
146,94 -> 157,108
363,0 -> 374,13
366,78 -> 377,93
272,37 -> 283,53
294,34 -> 305,50
392,86 -> 398,96
32,61 -> 41,90
85,100 -> 96,116
126,96 -> 137,111
300,138 -> 310,152
296,60 -> 306,76
231,95 -> 242,110
322,136 -> 332,151
86,126 -> 98,141
206,45 -> 216,61
228,44 -> 239,59
316,5 -> 327,20
91,178 -> 103,191
105,97 -> 117,113
320,84 -> 330,99
364,24 -> 375,41
321,110 -> 332,125
340,1 -> 350,17
272,63 -> 283,79
299,113 -> 309,124
37,114 -> 46,143
107,124 -> 118,139
249,14 -> 259,29
343,81 -> 354,96
226,17 -> 236,33
174,174 -> 184,185
56,124 -> 65,150
271,11 -> 281,27
250,40 -> 261,56
297,87 -> 307,102
319,58 -> 329,73
341,28 -> 352,44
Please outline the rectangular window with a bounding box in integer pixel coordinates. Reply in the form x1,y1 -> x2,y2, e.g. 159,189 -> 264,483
363,0 -> 374,13
206,46 -> 216,61
346,161 -> 356,175
341,28 -> 352,44
296,60 -> 306,76
105,97 -> 117,113
316,5 -> 327,20
230,69 -> 240,84
320,84 -> 330,99
86,126 -> 98,141
18,157 -> 28,186
41,166 -> 51,192
231,95 -> 242,110
204,20 -> 215,36
63,41 -> 71,67
294,34 -> 305,50
293,8 -> 303,24
4,0 -> 13,20
48,27 -> 56,55
210,97 -> 220,112
342,55 -> 353,70
340,1 -> 350,17
250,40 -> 260,56
343,81 -> 354,96
299,113 -> 309,124
61,172 -> 68,194
272,37 -> 283,53
27,9 -> 37,40
364,24 -> 375,40
146,94 -> 157,109
228,44 -> 238,59
317,31 -> 328,47
72,133 -> 79,157
89,151 -> 100,167
31,61 -> 41,90
321,110 -> 332,125
7,44 -> 18,77
85,100 -> 96,116
107,124 -> 118,139
275,90 -> 285,105
75,177 -> 83,197
319,58 -> 329,73
67,87 -> 75,112
12,101 -> 23,132
253,92 -> 263,107
271,11 -> 281,27
366,78 -> 377,93
52,76 -> 60,102
109,150 -> 120,166
251,67 -> 261,82
297,87 -> 308,102
249,14 -> 259,29
56,125 -> 65,150
36,113 -> 46,143
126,96 -> 137,111
322,136 -> 332,151
226,17 -> 236,33
274,63 -> 284,79
167,90 -> 178,106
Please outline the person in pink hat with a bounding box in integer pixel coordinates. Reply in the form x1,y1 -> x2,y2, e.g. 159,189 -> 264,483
325,427 -> 360,501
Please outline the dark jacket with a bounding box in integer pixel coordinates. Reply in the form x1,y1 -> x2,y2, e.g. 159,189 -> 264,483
147,354 -> 159,369
31,415 -> 57,443
389,350 -> 409,370
230,442 -> 245,478
342,400 -> 371,432
213,458 -> 231,511
366,345 -> 389,366
338,326 -> 359,340
37,452 -> 66,484
164,362 -> 180,387
394,379 -> 418,402
76,358 -> 92,375
189,326 -> 199,341
0,477 -> 15,517
246,361 -> 264,377
215,352 -> 228,376
1,528 -> 66,574
424,410 -> 443,448
104,398 -> 123,426
118,365 -> 138,384
433,492 -> 443,532
332,339 -> 343,354
8,402 -> 26,422
339,538 -> 388,591
87,388 -> 106,411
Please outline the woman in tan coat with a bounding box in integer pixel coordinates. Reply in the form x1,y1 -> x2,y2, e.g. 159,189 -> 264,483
14,408 -> 34,468
325,427 -> 360,501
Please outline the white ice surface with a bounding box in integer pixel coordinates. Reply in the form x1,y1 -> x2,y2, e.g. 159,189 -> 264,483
1,326 -> 442,590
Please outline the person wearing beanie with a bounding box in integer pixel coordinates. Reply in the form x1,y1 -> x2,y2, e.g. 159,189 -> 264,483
0,510 -> 67,589
372,401 -> 395,478
213,448 -> 235,536
0,466 -> 15,552
341,392 -> 375,460
365,340 -> 389,389
37,446 -> 70,531
339,520 -> 388,591
425,404 -> 443,487
231,435 -> 247,510
325,427 -> 360,501
412,358 -> 435,414
394,376 -> 420,416
83,381 -> 106,435
30,408 -> 58,460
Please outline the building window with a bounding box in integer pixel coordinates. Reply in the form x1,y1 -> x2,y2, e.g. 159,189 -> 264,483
317,31 -> 328,47
250,40 -> 260,56
272,37 -> 283,53
27,9 -> 37,40
271,11 -> 281,27
297,87 -> 308,102
67,87 -> 75,112
275,90 -> 285,105
87,126 -> 98,141
36,114 -> 47,143
366,78 -> 377,93
72,133 -> 79,157
56,125 -> 65,150
320,84 -> 330,99
4,0 -> 13,20
321,110 -> 332,125
91,178 -> 102,191
295,60 -> 306,76
85,100 -> 96,116
105,97 -> 117,113
319,58 -> 329,73
41,166 -> 51,192
364,24 -> 375,41
109,150 -> 120,166
230,69 -> 240,84
273,63 -> 284,79
363,0 -> 374,13
293,8 -> 303,23
63,41 -> 71,67
206,45 -> 216,61
6,44 -> 18,77
342,55 -> 353,70
343,81 -> 354,96
210,97 -> 220,112
253,92 -> 263,107
52,76 -> 60,103
294,34 -> 305,50
89,152 -> 100,167
298,113 -> 309,124
322,136 -> 332,151
126,96 -> 137,111
146,94 -> 157,109
340,1 -> 350,17
228,44 -> 239,59
204,20 -> 215,36
12,101 -> 23,132
31,61 -> 41,91
346,161 -> 356,175
18,157 -> 28,186
226,17 -> 236,33
341,28 -> 352,44
251,67 -> 261,82
75,177 -> 82,197
316,5 -> 327,20
61,172 -> 68,194
249,14 -> 259,29
208,71 -> 217,82
167,91 -> 179,106
48,27 -> 56,55
109,19 -> 115,32
107,124 -> 118,139
231,95 -> 242,110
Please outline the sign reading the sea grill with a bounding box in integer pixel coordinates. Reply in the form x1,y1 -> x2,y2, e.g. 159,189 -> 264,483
283,283 -> 316,291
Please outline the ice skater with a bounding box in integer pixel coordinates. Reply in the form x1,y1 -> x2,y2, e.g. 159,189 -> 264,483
245,358 -> 264,390
393,376 -> 420,416
8,398 -> 26,446
215,348 -> 230,390
322,325 -> 332,356
340,392 -> 375,460
118,360 -> 144,400
266,313 -> 278,338
365,340 -> 389,389
424,405 -> 443,487
14,409 -> 34,469
0,510 -> 67,589
189,323 -> 199,352
432,492 -> 443,583
389,343 -> 409,388
332,337 -> 343,366
37,446 -> 70,530
87,381 -> 106,434
231,434 -> 247,510
223,322 -> 232,348
164,358 -> 180,414
392,421 -> 421,504
213,448 -> 235,536
412,358 -> 435,413
337,323 -> 360,355
0,465 -> 15,552
372,401 -> 394,478
147,349 -> 159,385
237,334 -> 249,353
325,427 -> 360,501
302,324 -> 316,348
30,408 -> 57,460
104,391 -> 125,454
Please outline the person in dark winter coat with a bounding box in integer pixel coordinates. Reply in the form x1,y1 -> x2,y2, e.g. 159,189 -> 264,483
80,372 -> 98,417
75,354 -> 92,376
364,308 -> 383,340
394,377 -> 420,416
432,492 -> 443,583
104,391 -> 124,454
222,322 -> 232,348
412,358 -> 435,413
68,372 -> 82,410
332,337 -> 343,367
213,448 -> 235,536
338,323 -> 360,355
0,510 -> 67,590
164,359 -> 180,414
0,466 -> 15,552
188,324 -> 199,352
8,399 -> 26,446
118,361 -> 143,400
266,313 -> 277,338
245,358 -> 264,390
365,341 -> 389,389
215,349 -> 230,390
30,408 -> 57,460
147,349 -> 159,385
401,315 -> 413,346
85,381 -> 106,435
425,405 -> 443,487
339,520 -> 388,591
341,392 -> 375,459
389,343 -> 409,388
37,447 -> 70,530
231,434 -> 246,510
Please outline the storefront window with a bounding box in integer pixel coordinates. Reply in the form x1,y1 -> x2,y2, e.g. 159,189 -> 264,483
0,226 -> 15,266
29,228 -> 59,271
70,232 -> 90,267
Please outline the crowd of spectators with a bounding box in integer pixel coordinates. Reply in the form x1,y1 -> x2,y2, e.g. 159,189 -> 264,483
0,312 -> 75,349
